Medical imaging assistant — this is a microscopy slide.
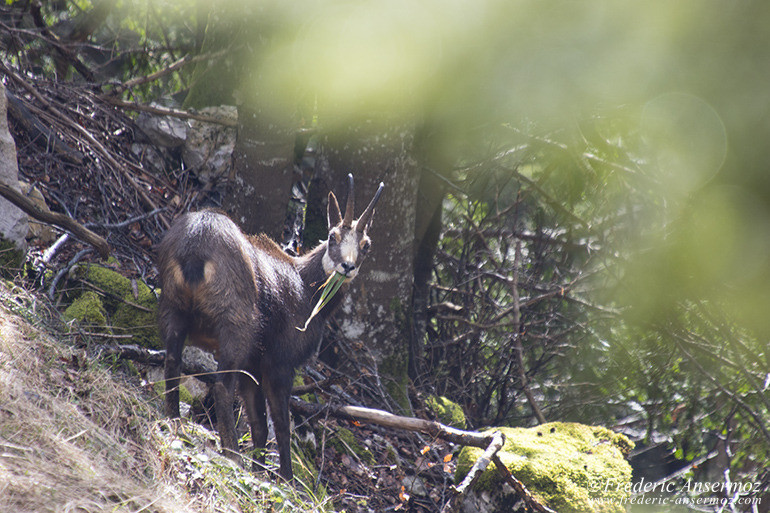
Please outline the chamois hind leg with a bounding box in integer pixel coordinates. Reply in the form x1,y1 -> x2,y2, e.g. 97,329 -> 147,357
159,306 -> 188,418
264,364 -> 295,481
212,324 -> 250,464
212,367 -> 240,462
240,372 -> 269,472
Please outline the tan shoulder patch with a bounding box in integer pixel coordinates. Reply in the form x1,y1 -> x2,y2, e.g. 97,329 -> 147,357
203,260 -> 216,282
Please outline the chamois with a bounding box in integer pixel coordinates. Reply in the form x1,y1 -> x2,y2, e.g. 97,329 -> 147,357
157,175 -> 384,480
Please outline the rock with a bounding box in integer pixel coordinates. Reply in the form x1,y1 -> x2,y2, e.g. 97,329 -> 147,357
456,422 -> 634,513
0,81 -> 29,254
402,475 -> 429,498
182,106 -> 237,184
17,180 -> 56,244
135,108 -> 188,148
130,143 -> 168,175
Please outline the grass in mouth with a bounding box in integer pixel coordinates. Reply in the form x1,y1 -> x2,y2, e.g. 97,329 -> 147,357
297,271 -> 347,332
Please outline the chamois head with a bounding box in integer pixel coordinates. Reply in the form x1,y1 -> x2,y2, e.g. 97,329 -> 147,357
323,174 -> 384,279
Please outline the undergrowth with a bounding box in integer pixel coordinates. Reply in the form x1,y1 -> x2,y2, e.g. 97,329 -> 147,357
0,279 -> 331,512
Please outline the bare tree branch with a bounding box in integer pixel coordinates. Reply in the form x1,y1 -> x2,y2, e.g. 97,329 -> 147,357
0,181 -> 110,258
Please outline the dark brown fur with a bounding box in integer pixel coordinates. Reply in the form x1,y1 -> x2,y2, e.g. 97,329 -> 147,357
158,178 -> 382,481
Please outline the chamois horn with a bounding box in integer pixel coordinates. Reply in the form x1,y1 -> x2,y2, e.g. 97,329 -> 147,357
343,173 -> 355,228
356,181 -> 385,232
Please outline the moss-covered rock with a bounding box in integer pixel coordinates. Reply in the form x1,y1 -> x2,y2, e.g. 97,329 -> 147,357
74,262 -> 132,311
70,263 -> 161,348
425,395 -> 467,429
329,427 -> 375,465
63,290 -> 108,328
456,422 -> 634,513
113,279 -> 161,349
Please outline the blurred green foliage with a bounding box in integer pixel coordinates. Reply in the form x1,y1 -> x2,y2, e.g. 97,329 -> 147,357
3,0 -> 769,503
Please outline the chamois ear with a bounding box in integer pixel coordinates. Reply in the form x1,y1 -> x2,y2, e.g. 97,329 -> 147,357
328,191 -> 342,228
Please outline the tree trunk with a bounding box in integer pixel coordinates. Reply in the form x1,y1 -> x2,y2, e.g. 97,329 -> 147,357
224,107 -> 295,240
316,123 -> 419,411
183,7 -> 296,239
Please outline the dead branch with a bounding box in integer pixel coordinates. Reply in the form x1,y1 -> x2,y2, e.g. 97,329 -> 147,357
290,399 -> 495,449
106,49 -> 230,95
29,1 -> 97,83
5,91 -> 84,163
98,344 -> 164,364
96,344 -> 219,384
440,430 -> 505,513
0,181 -> 110,258
102,96 -> 237,127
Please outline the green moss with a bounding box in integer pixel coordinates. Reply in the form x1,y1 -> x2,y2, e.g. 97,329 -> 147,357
0,239 -> 25,277
455,422 -> 634,513
330,427 -> 375,465
74,262 -> 132,311
70,263 -> 161,348
63,291 -> 108,328
425,395 -> 467,429
154,380 -> 194,406
112,279 -> 161,349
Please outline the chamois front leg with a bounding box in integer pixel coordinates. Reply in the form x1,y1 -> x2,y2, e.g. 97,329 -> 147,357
160,306 -> 187,418
264,364 -> 296,481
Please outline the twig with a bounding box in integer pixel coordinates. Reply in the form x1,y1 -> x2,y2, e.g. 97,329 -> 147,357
80,279 -> 152,313
292,375 -> 345,396
79,331 -> 134,339
85,208 -> 165,229
0,181 -> 110,258
674,337 -> 770,444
